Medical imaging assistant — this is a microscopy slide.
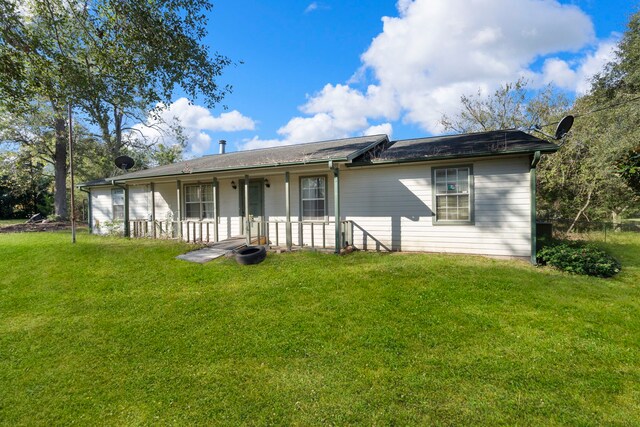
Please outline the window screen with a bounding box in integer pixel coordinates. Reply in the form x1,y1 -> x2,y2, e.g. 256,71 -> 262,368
301,177 -> 326,220
434,167 -> 472,223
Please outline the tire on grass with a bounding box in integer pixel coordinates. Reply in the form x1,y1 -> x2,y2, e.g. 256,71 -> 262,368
235,246 -> 267,265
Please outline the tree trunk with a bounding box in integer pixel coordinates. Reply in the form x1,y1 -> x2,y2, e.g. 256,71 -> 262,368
611,209 -> 626,232
53,116 -> 68,219
566,188 -> 593,234
114,106 -> 123,157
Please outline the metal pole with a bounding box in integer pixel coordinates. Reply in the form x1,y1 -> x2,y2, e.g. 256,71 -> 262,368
68,104 -> 76,243
285,172 -> 291,250
244,175 -> 250,245
333,167 -> 340,254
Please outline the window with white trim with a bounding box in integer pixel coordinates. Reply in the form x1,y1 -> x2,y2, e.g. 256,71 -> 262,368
184,184 -> 214,219
433,166 -> 472,223
111,188 -> 125,220
301,176 -> 326,221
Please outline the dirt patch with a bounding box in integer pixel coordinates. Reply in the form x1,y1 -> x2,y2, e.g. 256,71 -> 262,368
0,221 -> 80,233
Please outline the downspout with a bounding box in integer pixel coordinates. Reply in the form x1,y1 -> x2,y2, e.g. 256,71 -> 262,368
530,151 -> 541,265
112,180 -> 129,237
79,187 -> 92,234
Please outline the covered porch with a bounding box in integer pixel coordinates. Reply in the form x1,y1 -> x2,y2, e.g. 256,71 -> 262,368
121,167 -> 353,253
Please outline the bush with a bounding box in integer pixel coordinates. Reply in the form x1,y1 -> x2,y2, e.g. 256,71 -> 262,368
537,241 -> 621,277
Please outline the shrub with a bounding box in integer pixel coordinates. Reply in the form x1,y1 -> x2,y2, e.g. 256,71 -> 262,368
537,241 -> 621,277
102,219 -> 124,236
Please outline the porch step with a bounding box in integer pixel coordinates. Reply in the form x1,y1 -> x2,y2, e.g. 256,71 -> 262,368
176,237 -> 246,264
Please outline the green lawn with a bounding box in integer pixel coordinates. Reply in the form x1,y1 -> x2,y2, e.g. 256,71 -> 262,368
1,232 -> 639,425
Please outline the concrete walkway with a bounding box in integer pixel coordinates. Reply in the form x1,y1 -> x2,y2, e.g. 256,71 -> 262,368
176,237 -> 246,263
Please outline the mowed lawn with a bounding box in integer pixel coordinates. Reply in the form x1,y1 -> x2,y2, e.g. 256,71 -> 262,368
0,232 -> 639,425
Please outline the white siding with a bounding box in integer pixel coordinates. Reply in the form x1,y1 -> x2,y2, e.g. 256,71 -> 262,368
90,187 -> 123,235
153,182 -> 177,222
88,155 -> 532,257
128,184 -> 150,220
341,157 -> 531,257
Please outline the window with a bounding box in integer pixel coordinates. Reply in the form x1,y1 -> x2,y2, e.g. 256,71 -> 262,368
111,188 -> 125,220
433,166 -> 473,224
184,184 -> 214,219
301,176 -> 326,221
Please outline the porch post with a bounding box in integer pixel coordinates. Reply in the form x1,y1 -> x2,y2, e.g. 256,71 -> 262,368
124,185 -> 130,238
530,151 -> 541,265
212,178 -> 219,242
176,180 -> 182,240
150,183 -> 156,238
244,174 -> 250,245
333,167 -> 340,254
285,171 -> 292,250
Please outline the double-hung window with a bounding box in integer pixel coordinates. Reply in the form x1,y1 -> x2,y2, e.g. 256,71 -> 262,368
433,166 -> 473,224
301,176 -> 326,221
184,184 -> 214,220
111,188 -> 125,220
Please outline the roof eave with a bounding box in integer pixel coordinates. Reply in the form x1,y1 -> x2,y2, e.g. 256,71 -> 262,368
346,146 -> 559,168
81,157 -> 352,186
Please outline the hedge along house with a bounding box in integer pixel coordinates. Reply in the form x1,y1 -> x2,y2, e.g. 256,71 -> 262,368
79,130 -> 558,263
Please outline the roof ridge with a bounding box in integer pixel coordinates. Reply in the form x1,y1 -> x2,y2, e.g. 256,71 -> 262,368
391,129 -> 522,144
205,134 -> 388,157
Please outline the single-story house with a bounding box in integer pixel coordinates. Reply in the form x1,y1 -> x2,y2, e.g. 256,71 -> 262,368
79,130 -> 558,263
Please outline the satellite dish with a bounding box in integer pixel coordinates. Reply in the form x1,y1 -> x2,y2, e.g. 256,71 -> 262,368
114,155 -> 135,171
554,115 -> 574,140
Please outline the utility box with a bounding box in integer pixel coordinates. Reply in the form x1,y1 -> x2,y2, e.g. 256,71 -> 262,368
536,222 -> 553,250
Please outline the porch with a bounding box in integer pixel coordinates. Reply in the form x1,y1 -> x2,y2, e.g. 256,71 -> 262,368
128,218 -> 354,252
119,168 -> 352,253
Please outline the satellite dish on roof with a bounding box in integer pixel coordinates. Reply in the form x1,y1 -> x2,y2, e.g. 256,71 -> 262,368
114,155 -> 135,171
554,115 -> 574,140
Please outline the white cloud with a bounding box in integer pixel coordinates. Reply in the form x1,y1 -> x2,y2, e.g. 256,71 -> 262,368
364,123 -> 393,138
304,2 -> 318,13
358,0 -> 594,132
130,98 -> 255,155
247,0 -> 612,148
542,39 -> 618,94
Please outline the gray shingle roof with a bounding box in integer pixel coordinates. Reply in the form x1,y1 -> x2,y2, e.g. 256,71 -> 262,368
81,134 -> 388,186
79,130 -> 557,187
372,130 -> 557,163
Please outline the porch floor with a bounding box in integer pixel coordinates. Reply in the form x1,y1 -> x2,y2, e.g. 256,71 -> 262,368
176,237 -> 247,264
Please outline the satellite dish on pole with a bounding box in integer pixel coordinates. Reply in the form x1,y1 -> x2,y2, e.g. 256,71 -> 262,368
532,115 -> 575,141
554,115 -> 574,140
114,155 -> 135,171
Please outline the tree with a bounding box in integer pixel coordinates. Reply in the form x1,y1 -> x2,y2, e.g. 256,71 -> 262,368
545,10 -> 640,228
440,79 -> 570,134
0,0 -> 232,217
0,149 -> 53,218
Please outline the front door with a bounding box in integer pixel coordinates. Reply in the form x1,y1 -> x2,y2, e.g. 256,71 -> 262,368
239,179 -> 264,237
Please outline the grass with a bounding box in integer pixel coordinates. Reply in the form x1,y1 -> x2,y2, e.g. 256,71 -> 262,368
1,232 -> 639,425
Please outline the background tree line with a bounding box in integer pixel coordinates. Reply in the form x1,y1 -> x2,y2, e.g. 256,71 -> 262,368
1,3 -> 639,226
441,11 -> 640,229
0,0 -> 231,219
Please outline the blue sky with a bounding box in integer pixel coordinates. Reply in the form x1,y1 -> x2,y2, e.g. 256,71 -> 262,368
142,0 -> 638,155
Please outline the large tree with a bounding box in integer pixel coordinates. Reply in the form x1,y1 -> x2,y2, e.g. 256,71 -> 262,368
0,0 -> 231,218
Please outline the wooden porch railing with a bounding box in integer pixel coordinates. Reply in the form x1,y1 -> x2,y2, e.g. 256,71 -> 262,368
252,220 -> 353,250
129,219 -> 354,250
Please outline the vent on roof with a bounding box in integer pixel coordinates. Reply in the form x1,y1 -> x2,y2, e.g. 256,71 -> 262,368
219,140 -> 227,154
